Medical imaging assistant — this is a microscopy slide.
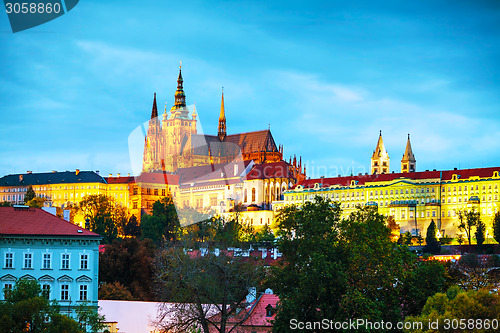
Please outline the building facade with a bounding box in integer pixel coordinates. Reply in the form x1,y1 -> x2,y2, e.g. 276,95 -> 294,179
0,206 -> 101,318
275,134 -> 500,237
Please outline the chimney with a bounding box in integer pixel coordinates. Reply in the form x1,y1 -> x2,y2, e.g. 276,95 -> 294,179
127,173 -> 130,177
96,170 -> 99,175
27,171 -> 32,174
117,173 -> 121,177
75,169 -> 80,176
109,173 -> 112,177
52,170 -> 57,173
19,175 -> 23,182
246,287 -> 257,304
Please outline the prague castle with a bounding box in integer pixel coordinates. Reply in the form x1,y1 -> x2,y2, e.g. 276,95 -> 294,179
0,69 -> 499,236
0,68 -> 306,227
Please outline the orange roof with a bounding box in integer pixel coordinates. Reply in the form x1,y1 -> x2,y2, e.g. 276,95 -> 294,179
0,207 -> 100,238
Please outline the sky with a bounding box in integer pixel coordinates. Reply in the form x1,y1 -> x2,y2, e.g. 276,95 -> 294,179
1,0 -> 500,179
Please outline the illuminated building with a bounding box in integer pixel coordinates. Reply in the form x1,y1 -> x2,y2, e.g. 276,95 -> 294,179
275,134 -> 500,236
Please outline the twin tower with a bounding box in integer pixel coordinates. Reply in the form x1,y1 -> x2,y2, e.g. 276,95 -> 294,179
371,131 -> 416,175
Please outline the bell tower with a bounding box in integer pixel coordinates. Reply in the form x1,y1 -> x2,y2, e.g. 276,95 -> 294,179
401,134 -> 416,173
371,130 -> 390,174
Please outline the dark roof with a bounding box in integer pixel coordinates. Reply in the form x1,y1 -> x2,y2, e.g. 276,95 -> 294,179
297,167 -> 500,189
190,130 -> 278,157
0,171 -> 106,187
0,207 -> 101,238
245,161 -> 293,180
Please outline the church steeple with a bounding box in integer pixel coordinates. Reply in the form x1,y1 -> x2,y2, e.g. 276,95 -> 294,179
371,130 -> 390,174
151,92 -> 158,119
218,88 -> 226,141
174,65 -> 186,108
401,134 -> 416,173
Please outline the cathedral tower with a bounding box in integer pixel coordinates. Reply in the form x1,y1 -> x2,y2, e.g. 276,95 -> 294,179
401,134 -> 416,173
371,131 -> 390,174
142,93 -> 164,172
218,89 -> 226,141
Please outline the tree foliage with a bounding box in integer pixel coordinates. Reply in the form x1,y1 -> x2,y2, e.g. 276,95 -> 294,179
475,218 -> 486,247
404,287 -> 500,333
98,282 -> 135,301
457,209 -> 480,245
153,247 -> 265,333
141,196 -> 180,245
24,185 -> 36,203
270,197 -> 447,332
79,194 -> 125,243
493,211 -> 500,244
0,279 -> 84,333
99,238 -> 156,300
423,220 -> 441,254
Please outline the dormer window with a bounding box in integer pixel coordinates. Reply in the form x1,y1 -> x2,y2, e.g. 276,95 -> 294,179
265,304 -> 274,317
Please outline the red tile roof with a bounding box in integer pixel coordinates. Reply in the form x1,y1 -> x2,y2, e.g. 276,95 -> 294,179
297,167 -> 500,189
0,207 -> 101,238
208,292 -> 279,330
105,176 -> 135,184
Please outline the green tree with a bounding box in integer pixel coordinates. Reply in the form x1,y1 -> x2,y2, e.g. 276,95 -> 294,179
475,218 -> 486,247
153,247 -> 265,333
457,209 -> 480,245
0,201 -> 12,207
75,302 -> 106,333
404,287 -> 500,332
493,211 -> 500,244
79,194 -> 122,243
26,196 -> 46,208
270,197 -> 446,332
24,185 -> 36,203
0,279 -> 84,333
141,196 -> 180,245
123,215 -> 141,237
254,224 -> 275,243
423,220 -> 441,254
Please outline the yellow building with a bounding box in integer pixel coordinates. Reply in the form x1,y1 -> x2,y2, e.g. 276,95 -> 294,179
275,134 -> 500,237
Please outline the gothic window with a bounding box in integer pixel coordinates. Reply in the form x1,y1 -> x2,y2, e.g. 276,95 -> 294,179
252,188 -> 256,202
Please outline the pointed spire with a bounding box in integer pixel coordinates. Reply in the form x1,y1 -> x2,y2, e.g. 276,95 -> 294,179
218,87 -> 226,141
401,133 -> 416,173
174,65 -> 186,108
372,130 -> 389,159
151,93 -> 158,119
402,134 -> 415,161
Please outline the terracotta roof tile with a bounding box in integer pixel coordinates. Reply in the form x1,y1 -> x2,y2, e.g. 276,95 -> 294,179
0,207 -> 101,238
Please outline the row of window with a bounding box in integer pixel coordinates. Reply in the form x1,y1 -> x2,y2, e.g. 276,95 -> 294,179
4,252 -> 89,271
3,283 -> 88,301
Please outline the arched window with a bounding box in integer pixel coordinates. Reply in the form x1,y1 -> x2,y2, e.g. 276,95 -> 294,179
244,189 -> 248,203
251,188 -> 256,202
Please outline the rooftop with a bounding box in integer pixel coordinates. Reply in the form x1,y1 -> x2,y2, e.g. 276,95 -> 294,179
0,207 -> 101,238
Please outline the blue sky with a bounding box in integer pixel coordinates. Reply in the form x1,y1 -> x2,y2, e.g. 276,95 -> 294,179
1,0 -> 499,178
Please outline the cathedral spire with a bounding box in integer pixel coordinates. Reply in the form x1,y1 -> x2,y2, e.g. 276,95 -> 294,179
218,88 -> 226,141
401,134 -> 416,173
151,93 -> 158,119
174,65 -> 186,108
371,130 -> 390,174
